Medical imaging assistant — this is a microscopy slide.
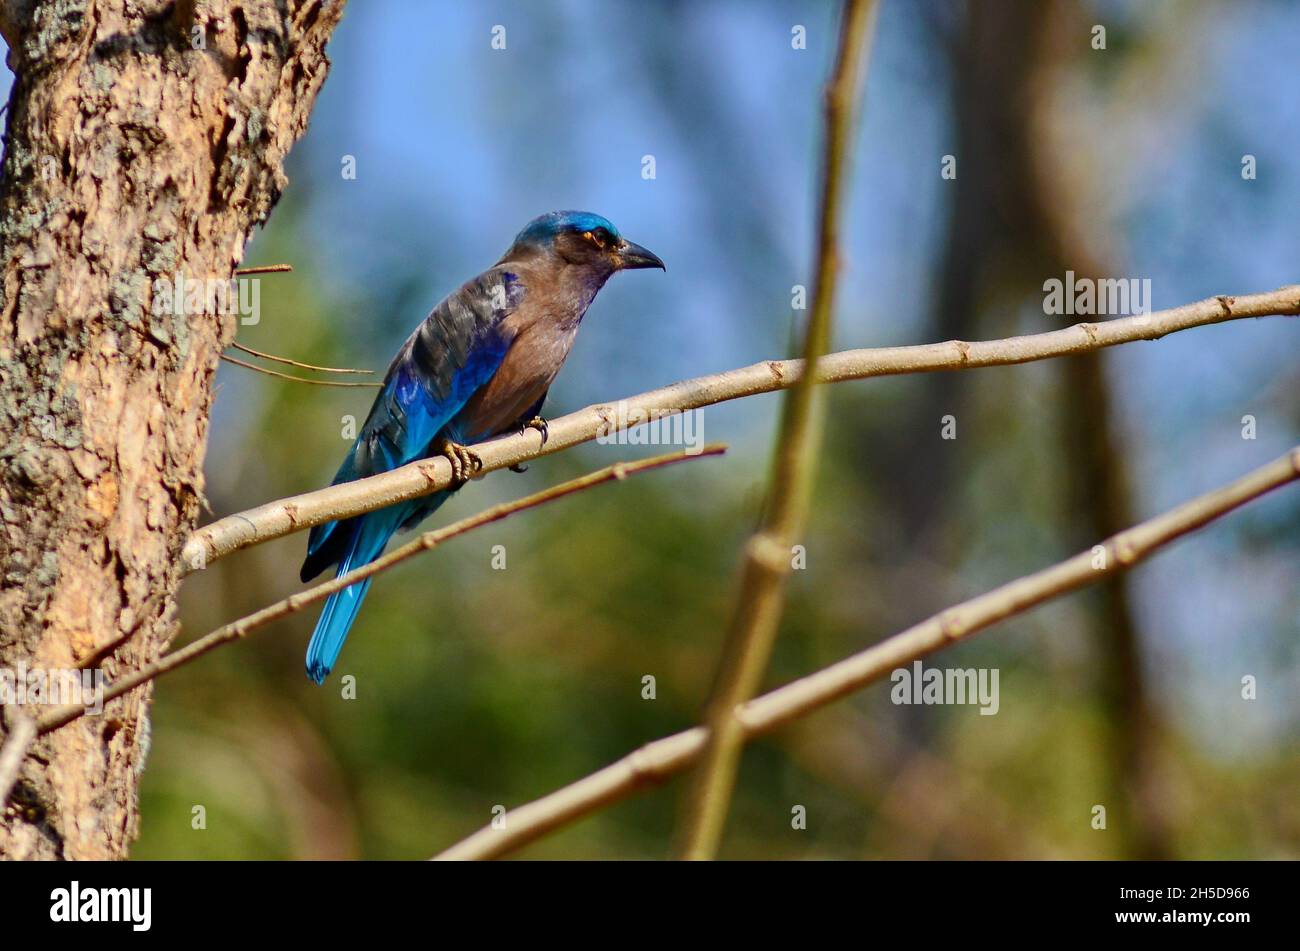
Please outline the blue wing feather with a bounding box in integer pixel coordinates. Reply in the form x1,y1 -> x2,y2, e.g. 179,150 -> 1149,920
302,270 -> 520,578
299,268 -> 522,682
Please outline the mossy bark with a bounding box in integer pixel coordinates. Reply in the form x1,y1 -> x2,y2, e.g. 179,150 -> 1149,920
0,0 -> 344,859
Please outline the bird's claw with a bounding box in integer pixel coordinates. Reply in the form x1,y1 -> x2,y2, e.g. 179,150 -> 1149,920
522,415 -> 549,445
508,416 -> 547,473
437,438 -> 483,486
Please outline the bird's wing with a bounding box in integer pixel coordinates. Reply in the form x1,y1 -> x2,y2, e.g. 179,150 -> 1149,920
302,268 -> 524,577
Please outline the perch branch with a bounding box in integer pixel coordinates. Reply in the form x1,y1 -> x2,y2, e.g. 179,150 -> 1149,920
675,0 -> 878,859
182,284 -> 1300,574
433,446 -> 1300,860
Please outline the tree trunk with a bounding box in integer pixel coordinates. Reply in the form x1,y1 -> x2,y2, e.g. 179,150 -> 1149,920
0,0 -> 344,859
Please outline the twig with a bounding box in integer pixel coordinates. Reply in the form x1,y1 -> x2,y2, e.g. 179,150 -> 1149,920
25,446 -> 726,742
0,715 -> 36,807
433,446 -> 1300,860
182,284 -> 1300,574
675,0 -> 878,859
233,263 -> 293,275
229,341 -> 375,375
219,353 -> 382,388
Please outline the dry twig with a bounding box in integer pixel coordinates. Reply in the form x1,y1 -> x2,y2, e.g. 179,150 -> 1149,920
229,341 -> 375,375
219,353 -> 383,388
675,0 -> 879,859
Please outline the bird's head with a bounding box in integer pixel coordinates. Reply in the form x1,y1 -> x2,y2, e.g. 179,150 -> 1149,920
504,211 -> 665,275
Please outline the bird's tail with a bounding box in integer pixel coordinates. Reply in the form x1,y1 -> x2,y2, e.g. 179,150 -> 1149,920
305,514 -> 396,684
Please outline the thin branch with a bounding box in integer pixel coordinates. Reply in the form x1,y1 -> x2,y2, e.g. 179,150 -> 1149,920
0,715 -> 36,807
229,341 -> 375,375
675,0 -> 878,859
233,263 -> 293,275
433,446 -> 1300,860
219,353 -> 383,388
23,446 -> 726,743
182,284 -> 1300,574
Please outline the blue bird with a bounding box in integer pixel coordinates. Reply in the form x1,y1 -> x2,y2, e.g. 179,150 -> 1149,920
300,211 -> 664,683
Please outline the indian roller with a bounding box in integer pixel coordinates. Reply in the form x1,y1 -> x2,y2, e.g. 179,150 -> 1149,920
299,211 -> 664,683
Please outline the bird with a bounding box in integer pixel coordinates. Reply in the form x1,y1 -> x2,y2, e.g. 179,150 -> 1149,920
299,211 -> 664,683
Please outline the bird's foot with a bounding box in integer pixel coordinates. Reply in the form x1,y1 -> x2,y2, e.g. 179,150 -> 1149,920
522,415 -> 549,445
509,416 -> 549,473
436,438 -> 483,486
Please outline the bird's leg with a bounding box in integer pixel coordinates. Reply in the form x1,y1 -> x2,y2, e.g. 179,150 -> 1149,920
436,437 -> 483,486
509,415 -> 550,473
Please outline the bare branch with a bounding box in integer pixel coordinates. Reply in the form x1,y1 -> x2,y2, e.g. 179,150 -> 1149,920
23,446 -> 726,743
433,446 -> 1300,860
0,715 -> 36,807
229,341 -> 375,375
233,264 -> 294,275
219,353 -> 383,388
182,284 -> 1300,575
675,0 -> 879,859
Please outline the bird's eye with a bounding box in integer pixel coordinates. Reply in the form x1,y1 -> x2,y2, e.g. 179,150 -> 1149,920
583,228 -> 611,249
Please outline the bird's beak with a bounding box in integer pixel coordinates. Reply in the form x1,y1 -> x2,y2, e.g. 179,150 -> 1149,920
617,239 -> 665,271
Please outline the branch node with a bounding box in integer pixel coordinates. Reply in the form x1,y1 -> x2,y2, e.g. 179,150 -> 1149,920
746,532 -> 792,574
939,609 -> 967,642
627,745 -> 667,788
1113,537 -> 1139,566
417,459 -> 442,488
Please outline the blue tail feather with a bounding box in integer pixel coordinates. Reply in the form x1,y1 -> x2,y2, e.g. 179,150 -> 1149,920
304,491 -> 452,684
305,573 -> 373,685
305,512 -> 398,684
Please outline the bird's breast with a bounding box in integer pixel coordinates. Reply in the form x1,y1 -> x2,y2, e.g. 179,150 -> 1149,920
453,318 -> 580,440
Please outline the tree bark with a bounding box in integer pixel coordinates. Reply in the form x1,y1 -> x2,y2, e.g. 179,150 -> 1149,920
0,0 -> 344,859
